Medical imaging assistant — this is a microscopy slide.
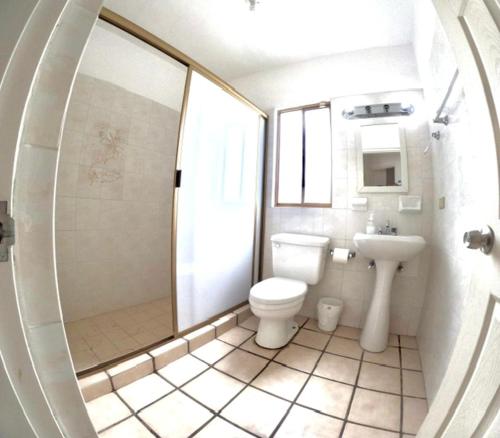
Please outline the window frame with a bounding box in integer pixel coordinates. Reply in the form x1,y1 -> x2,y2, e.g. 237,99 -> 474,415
275,101 -> 332,207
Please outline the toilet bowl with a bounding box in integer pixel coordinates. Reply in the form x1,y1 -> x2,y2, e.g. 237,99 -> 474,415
249,233 -> 329,349
250,277 -> 307,349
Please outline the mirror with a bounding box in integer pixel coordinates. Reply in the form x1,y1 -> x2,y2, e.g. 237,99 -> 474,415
356,121 -> 408,193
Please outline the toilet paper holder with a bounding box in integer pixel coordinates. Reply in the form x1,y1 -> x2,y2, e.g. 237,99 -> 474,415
329,249 -> 356,260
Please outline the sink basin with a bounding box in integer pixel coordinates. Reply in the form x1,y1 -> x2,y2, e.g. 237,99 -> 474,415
353,233 -> 426,352
353,233 -> 426,262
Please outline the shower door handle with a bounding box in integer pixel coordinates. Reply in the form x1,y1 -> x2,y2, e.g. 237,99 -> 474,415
0,201 -> 15,262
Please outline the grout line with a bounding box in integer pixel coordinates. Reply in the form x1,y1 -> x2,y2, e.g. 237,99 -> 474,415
339,350 -> 365,437
190,320 -> 307,436
96,318 -> 424,437
96,414 -> 135,435
113,390 -> 162,438
399,335 -> 404,438
150,328 -> 273,437
269,321 -> 344,438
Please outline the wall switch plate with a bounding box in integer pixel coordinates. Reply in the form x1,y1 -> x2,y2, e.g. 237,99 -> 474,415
438,196 -> 446,209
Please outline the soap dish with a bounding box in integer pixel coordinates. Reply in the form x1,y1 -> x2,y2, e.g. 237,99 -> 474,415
398,195 -> 422,213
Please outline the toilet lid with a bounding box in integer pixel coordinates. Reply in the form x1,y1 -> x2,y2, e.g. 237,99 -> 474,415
250,277 -> 307,305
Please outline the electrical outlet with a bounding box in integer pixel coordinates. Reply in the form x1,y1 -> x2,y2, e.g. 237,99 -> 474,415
438,196 -> 446,209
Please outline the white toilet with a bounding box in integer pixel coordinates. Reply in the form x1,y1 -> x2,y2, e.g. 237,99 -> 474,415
249,233 -> 330,349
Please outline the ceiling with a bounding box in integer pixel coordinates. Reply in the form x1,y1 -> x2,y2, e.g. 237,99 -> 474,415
104,0 -> 415,80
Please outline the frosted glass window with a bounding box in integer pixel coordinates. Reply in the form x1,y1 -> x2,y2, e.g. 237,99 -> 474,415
304,107 -> 332,204
361,123 -> 401,153
276,104 -> 331,206
277,110 -> 303,204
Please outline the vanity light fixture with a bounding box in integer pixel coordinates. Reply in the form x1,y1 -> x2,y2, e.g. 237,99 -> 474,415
342,102 -> 414,120
246,0 -> 260,11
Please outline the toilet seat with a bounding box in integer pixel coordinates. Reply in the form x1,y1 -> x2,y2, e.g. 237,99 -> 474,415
250,277 -> 307,305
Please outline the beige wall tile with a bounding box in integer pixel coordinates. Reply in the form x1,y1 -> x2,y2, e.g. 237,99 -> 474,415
78,371 -> 112,402
107,354 -> 154,389
212,313 -> 237,336
149,338 -> 188,370
234,304 -> 252,323
184,325 -> 215,351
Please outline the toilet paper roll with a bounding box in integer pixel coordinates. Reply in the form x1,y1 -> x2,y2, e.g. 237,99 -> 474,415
331,248 -> 350,264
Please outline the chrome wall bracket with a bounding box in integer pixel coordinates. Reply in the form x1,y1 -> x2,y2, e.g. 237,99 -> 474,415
0,201 -> 15,262
433,115 -> 449,125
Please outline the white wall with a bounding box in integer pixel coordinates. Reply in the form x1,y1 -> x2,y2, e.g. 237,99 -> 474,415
231,47 -> 433,336
79,20 -> 185,111
231,45 -> 420,112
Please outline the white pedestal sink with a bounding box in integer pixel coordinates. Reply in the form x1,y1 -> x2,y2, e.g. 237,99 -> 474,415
353,233 -> 426,352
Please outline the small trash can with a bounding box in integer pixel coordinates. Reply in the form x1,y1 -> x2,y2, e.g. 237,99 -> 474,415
317,298 -> 343,332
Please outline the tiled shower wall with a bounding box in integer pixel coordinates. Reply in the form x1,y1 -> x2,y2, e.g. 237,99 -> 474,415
56,74 -> 179,322
261,90 -> 433,336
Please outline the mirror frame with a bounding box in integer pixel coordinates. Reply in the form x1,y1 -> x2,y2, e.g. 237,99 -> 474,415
355,117 -> 409,193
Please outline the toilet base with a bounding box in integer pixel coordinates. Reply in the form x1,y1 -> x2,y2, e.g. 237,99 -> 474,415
255,318 -> 298,349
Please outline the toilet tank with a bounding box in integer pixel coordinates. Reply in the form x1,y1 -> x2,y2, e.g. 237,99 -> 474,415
271,233 -> 330,285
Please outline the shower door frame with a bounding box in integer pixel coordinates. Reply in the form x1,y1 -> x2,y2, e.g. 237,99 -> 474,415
99,7 -> 268,337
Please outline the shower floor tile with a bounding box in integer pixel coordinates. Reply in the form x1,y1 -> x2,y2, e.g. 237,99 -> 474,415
87,316 -> 428,437
66,297 -> 173,373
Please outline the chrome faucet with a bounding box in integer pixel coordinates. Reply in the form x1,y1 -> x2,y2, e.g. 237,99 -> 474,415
377,221 -> 398,235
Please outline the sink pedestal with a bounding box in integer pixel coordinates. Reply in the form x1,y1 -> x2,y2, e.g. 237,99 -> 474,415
361,260 -> 399,352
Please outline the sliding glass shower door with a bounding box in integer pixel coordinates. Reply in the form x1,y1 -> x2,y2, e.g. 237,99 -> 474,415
176,71 -> 265,331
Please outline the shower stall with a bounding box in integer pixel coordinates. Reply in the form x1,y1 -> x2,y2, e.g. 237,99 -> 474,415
55,13 -> 266,373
